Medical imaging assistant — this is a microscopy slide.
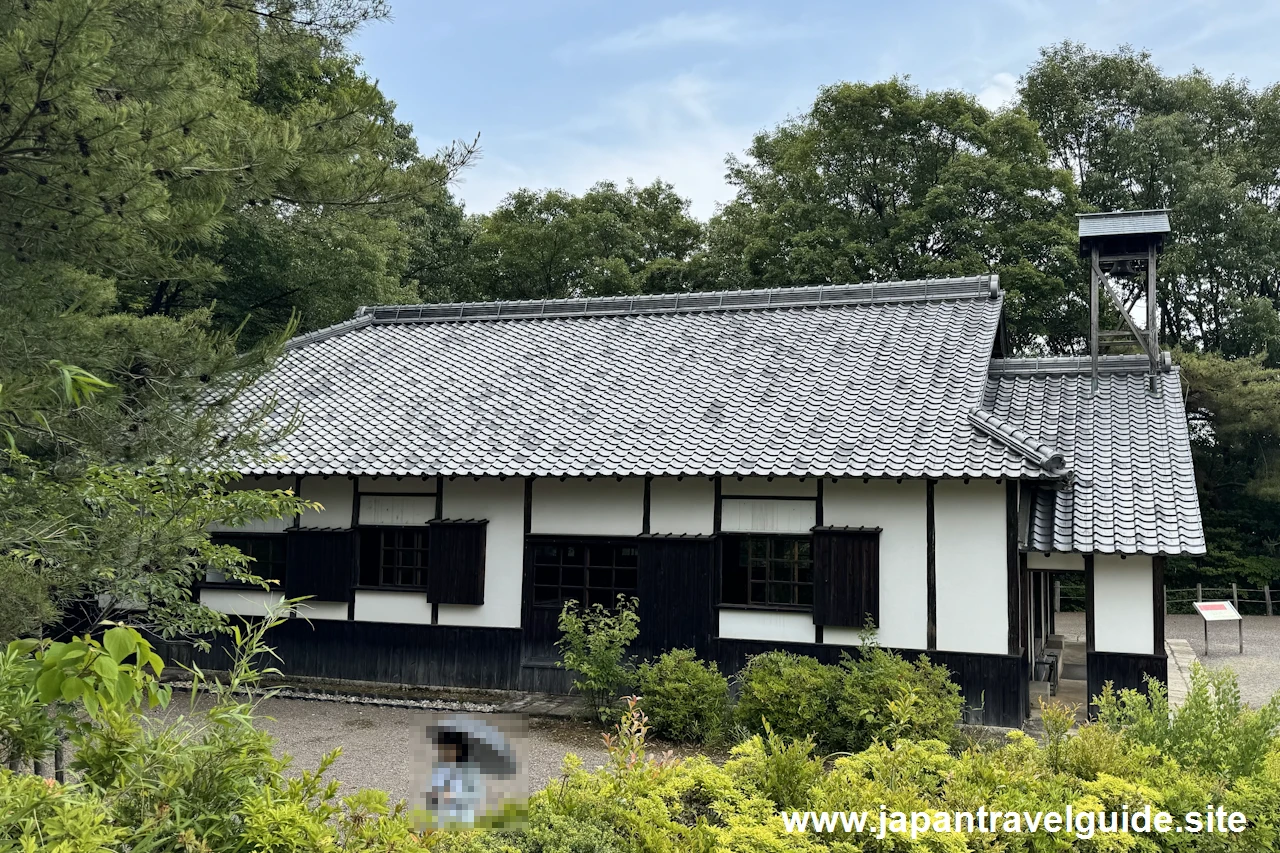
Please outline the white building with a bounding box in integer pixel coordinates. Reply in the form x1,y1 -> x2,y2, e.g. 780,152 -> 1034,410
187,272 -> 1203,726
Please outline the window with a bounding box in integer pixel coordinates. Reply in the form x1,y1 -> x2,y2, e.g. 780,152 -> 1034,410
359,527 -> 429,588
208,534 -> 287,586
530,538 -> 638,608
721,534 -> 813,609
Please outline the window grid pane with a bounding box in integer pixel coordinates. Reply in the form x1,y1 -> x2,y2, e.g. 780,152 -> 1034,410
532,540 -> 639,608
732,535 -> 813,608
376,528 -> 428,588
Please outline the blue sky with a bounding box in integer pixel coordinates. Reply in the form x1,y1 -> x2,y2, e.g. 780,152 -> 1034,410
352,0 -> 1280,220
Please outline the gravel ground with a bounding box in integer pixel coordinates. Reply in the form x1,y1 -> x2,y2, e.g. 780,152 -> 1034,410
148,692 -> 721,804
1056,611 -> 1280,707
1164,613 -> 1280,707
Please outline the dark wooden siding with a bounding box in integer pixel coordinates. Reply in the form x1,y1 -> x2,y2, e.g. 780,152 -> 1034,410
812,527 -> 879,628
155,620 -> 522,690
517,662 -> 574,693
927,649 -> 1028,728
636,535 -> 716,657
154,621 -> 1029,725
1087,651 -> 1168,717
284,529 -> 356,602
427,520 -> 487,604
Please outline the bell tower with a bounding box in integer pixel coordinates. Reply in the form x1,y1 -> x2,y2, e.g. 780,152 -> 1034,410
1077,209 -> 1170,395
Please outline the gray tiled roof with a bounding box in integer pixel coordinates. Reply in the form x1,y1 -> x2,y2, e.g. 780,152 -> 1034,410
983,356 -> 1204,555
231,276 -> 1204,554
235,276 -> 1025,480
1077,209 -> 1171,238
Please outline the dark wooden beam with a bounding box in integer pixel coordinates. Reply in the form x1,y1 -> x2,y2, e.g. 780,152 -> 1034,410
1007,480 -> 1022,656
523,477 -> 534,536
435,475 -> 444,520
926,479 -> 937,650
815,478 -> 824,527
712,477 -> 722,533
1084,554 -> 1096,653
642,476 -> 652,534
1152,555 -> 1166,657
1022,552 -> 1032,659
292,475 -> 303,529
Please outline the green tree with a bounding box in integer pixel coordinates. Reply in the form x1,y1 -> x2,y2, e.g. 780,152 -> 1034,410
1019,44 -> 1280,584
1019,41 -> 1280,354
702,78 -> 1081,350
457,179 -> 706,302
0,0 -> 451,637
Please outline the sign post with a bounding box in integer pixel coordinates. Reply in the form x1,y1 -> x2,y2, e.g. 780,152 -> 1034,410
1193,601 -> 1243,655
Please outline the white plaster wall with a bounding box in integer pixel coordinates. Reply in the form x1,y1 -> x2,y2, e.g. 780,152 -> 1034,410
208,475 -> 294,534
200,589 -> 286,617
358,495 -> 436,526
294,601 -> 350,621
648,477 -> 715,535
297,476 -> 354,529
1026,551 -> 1086,571
1094,555 -> 1155,655
720,477 -> 817,497
353,589 -> 434,624
718,609 -> 814,643
934,479 -> 1008,655
530,478 -> 644,536
438,477 -> 524,628
720,499 -> 816,534
357,476 -> 437,494
822,478 -> 928,650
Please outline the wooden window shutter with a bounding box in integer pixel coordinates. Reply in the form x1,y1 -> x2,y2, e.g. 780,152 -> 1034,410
812,527 -> 880,628
284,529 -> 356,602
426,520 -> 488,605
637,536 -> 716,658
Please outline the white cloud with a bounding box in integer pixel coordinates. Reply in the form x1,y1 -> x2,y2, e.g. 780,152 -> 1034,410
566,11 -> 810,57
977,71 -> 1018,110
449,72 -> 758,220
591,12 -> 749,53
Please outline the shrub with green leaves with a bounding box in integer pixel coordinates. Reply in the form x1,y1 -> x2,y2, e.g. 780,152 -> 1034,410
1096,662 -> 1280,780
724,721 -> 824,811
732,651 -> 840,748
0,612 -> 436,853
556,595 -> 640,720
9,613 -> 1280,852
636,648 -> 731,744
833,642 -> 962,751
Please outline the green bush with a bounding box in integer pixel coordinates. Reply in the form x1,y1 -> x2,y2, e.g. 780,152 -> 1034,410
833,643 -> 962,751
10,615 -> 1280,852
635,648 -> 731,744
556,595 -> 640,721
437,693 -> 1280,852
732,651 -> 840,748
1096,662 -> 1280,779
0,614 -> 436,853
0,770 -> 125,853
724,721 -> 824,810
732,644 -> 961,753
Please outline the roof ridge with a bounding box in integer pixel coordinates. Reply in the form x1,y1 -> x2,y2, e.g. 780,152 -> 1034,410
989,353 -> 1174,376
351,275 -> 1000,326
284,315 -> 374,351
968,408 -> 1069,476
